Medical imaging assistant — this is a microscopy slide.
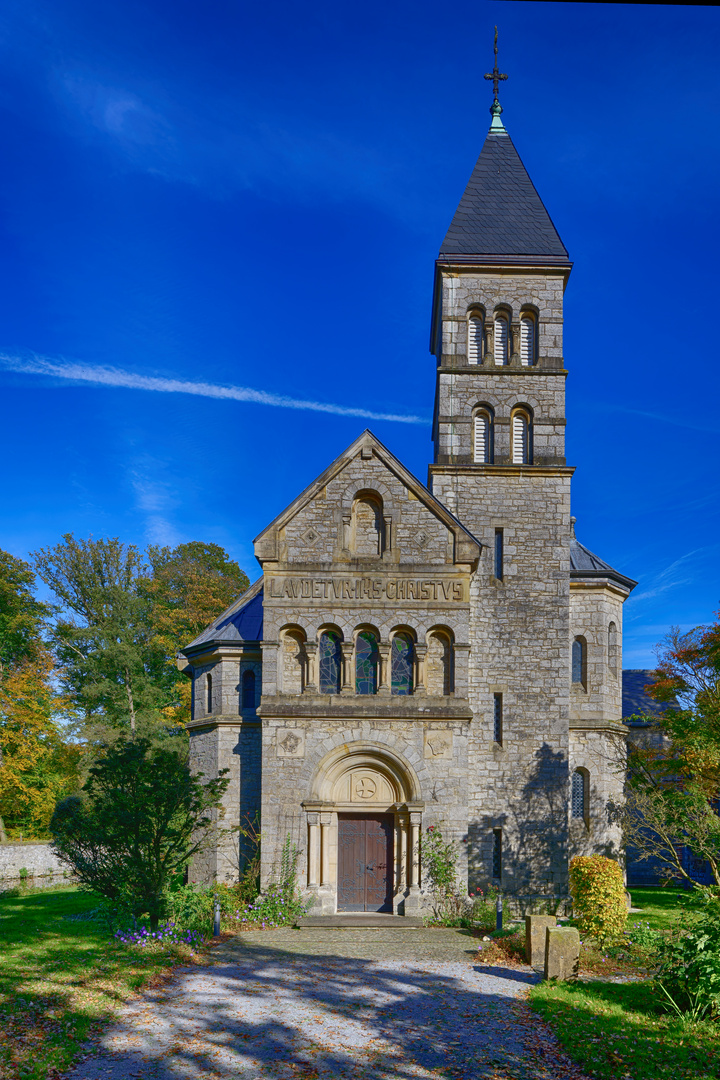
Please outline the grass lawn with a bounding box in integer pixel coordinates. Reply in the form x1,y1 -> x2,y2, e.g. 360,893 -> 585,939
0,885 -> 207,1080
529,887 -> 720,1080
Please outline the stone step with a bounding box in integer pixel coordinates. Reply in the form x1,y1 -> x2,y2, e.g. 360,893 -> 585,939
296,915 -> 424,930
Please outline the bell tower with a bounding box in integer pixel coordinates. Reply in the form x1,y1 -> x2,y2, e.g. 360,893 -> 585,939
428,36 -> 577,897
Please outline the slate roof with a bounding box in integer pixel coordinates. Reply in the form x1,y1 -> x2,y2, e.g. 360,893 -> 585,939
623,669 -> 677,722
570,536 -> 637,593
183,578 -> 263,652
439,130 -> 570,264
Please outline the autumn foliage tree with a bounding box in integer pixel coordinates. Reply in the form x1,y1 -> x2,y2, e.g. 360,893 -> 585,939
0,550 -> 79,840
619,612 -> 720,887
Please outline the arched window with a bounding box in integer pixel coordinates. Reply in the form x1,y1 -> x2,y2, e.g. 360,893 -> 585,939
426,631 -> 454,695
391,634 -> 414,695
242,669 -> 256,710
608,622 -> 618,676
520,315 -> 536,366
355,631 -> 378,694
572,637 -> 586,688
352,493 -> 384,556
318,631 -> 342,695
206,672 -> 213,714
473,410 -> 493,464
281,630 -> 306,695
571,769 -> 588,821
494,314 -> 509,365
511,410 -> 531,464
468,315 -> 483,364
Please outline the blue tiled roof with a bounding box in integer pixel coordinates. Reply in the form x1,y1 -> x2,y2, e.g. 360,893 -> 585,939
184,579 -> 263,650
623,669 -> 677,721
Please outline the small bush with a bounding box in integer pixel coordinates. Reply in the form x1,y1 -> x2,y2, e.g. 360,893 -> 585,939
656,888 -> 720,1020
569,855 -> 627,945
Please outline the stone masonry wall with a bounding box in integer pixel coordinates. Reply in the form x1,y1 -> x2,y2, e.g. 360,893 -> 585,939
569,585 -> 624,723
259,717 -> 469,901
568,728 -> 625,865
0,843 -> 68,885
430,468 -> 573,897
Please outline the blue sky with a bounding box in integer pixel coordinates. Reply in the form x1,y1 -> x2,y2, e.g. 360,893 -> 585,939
1,0 -> 718,665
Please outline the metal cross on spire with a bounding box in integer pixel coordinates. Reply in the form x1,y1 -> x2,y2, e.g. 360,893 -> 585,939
484,27 -> 508,102
484,26 -> 508,130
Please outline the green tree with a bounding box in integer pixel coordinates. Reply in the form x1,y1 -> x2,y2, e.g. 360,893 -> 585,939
619,612 -> 720,887
50,737 -> 229,928
33,535 -> 163,741
0,549 -> 49,676
139,542 -> 249,725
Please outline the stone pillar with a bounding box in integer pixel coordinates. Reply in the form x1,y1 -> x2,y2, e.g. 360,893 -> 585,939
544,926 -> 580,982
304,642 -> 318,693
525,914 -> 557,969
510,321 -> 521,363
409,813 -> 421,888
484,322 -> 493,365
320,814 -> 332,886
397,814 -> 409,890
340,643 -> 354,695
414,644 -> 427,696
377,644 -> 391,695
307,814 -> 320,887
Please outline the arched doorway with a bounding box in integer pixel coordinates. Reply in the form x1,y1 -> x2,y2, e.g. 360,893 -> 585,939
303,743 -> 424,915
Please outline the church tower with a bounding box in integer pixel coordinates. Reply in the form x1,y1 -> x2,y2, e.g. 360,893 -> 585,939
428,47 -> 577,894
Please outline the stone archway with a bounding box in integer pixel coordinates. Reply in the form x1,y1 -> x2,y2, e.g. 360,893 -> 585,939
303,742 -> 424,915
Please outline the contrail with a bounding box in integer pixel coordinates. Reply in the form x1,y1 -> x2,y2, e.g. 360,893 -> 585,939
0,353 -> 425,425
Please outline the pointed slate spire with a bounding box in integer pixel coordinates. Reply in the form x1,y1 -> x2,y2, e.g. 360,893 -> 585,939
439,131 -> 570,262
440,32 -> 569,265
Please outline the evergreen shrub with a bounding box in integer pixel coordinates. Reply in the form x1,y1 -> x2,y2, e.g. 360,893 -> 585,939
569,855 -> 627,945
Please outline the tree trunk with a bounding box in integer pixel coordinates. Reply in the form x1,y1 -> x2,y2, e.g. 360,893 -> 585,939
124,669 -> 136,733
0,814 -> 7,844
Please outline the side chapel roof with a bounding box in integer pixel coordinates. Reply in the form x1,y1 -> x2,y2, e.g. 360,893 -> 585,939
439,128 -> 570,266
570,534 -> 637,593
183,577 -> 264,653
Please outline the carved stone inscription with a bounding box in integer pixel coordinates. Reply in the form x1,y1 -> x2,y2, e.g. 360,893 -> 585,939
267,577 -> 465,602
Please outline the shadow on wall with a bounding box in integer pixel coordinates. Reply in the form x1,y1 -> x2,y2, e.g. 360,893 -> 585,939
467,743 -> 570,900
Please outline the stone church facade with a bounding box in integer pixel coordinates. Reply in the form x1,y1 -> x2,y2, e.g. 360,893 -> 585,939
181,100 -> 636,915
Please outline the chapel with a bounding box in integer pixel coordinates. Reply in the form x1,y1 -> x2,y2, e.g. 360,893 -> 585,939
180,60 -> 637,914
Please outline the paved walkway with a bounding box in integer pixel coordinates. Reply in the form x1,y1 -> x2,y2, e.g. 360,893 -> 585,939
66,928 -> 587,1080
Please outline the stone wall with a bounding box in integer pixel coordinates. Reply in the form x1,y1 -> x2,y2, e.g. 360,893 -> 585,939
0,843 -> 68,887
569,584 -> 624,723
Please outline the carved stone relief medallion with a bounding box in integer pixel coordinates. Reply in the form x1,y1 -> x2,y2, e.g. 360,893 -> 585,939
276,728 -> 306,757
354,776 -> 377,800
424,729 -> 453,760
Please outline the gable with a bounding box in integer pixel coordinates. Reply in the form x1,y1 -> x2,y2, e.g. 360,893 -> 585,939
254,430 -> 480,570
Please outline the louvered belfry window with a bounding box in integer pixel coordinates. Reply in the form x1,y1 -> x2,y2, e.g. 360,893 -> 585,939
473,412 -> 490,463
520,316 -> 535,366
494,315 -> 509,365
512,412 -> 529,464
468,317 -> 483,364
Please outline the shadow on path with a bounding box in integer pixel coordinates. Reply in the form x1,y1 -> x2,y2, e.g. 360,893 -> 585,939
65,930 -> 588,1080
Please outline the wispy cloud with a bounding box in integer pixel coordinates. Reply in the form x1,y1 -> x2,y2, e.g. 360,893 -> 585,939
0,353 -> 424,425
626,546 -> 717,610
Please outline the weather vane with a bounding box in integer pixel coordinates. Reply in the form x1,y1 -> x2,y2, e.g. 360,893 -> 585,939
484,26 -> 508,108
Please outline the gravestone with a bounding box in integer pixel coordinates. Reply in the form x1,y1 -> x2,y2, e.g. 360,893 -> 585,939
525,914 -> 557,968
544,925 -> 580,981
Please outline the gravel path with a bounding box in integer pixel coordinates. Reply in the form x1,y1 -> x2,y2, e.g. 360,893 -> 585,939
65,928 -> 588,1080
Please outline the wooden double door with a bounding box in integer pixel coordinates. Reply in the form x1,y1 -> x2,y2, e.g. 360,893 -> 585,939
337,814 -> 394,912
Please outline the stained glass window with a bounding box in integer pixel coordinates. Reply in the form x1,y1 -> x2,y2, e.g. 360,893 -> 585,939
391,635 -> 414,695
319,631 -> 342,695
572,638 -> 585,685
242,669 -> 256,709
355,632 -> 378,695
571,770 -> 587,819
